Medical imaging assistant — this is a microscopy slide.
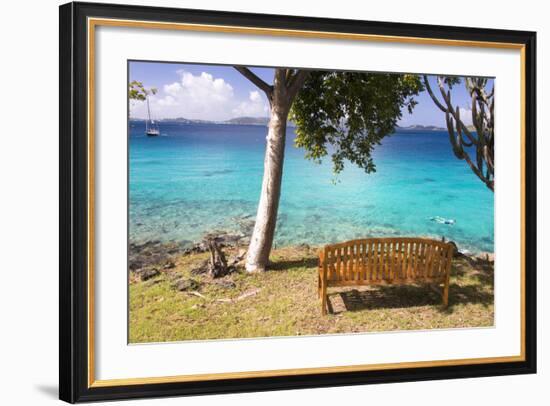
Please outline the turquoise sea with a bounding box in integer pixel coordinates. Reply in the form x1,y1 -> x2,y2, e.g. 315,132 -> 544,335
129,122 -> 494,253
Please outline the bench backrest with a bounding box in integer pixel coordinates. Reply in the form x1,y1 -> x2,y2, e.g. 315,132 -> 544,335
322,238 -> 454,284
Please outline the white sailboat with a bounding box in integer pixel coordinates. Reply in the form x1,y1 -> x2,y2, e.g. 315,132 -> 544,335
145,94 -> 160,137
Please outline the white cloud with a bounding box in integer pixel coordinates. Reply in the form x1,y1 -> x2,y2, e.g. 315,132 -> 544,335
163,82 -> 182,96
249,90 -> 261,102
458,107 -> 473,126
130,70 -> 244,121
130,71 -> 271,121
231,90 -> 269,117
157,95 -> 176,106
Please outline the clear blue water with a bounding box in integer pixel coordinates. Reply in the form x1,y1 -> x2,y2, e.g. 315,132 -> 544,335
129,122 -> 494,253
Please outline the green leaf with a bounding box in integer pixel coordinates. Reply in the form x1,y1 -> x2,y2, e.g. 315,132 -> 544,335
290,71 -> 423,175
128,80 -> 155,101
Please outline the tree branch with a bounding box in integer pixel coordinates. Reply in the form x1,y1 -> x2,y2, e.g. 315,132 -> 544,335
428,75 -> 494,192
423,75 -> 447,112
234,66 -> 273,99
436,77 -> 477,144
287,70 -> 311,100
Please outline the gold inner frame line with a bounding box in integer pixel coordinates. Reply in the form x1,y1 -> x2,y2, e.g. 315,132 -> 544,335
87,17 -> 527,388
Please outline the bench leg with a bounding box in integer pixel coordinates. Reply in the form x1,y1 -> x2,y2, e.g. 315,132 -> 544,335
321,284 -> 327,315
442,280 -> 449,308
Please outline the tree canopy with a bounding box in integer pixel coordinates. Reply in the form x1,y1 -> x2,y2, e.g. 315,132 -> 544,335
129,80 -> 157,101
290,71 -> 423,174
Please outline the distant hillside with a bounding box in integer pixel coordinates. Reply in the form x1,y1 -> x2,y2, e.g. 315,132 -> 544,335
130,117 -> 215,124
159,117 -> 215,124
225,116 -> 270,125
130,117 -> 444,132
132,116 -> 271,125
130,116 -> 297,127
397,124 -> 446,131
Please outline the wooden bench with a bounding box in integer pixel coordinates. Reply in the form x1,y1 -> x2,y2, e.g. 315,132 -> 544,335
318,238 -> 454,315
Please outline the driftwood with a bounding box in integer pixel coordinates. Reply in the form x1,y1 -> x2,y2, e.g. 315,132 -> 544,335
215,288 -> 262,304
187,291 -> 206,299
207,239 -> 231,278
186,237 -> 245,277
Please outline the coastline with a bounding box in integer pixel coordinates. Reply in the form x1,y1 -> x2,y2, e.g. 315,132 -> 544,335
129,228 -> 494,274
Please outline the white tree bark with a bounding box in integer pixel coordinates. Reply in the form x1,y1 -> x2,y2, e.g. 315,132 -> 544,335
235,67 -> 310,272
245,70 -> 290,272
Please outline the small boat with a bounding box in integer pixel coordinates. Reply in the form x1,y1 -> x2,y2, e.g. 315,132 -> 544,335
145,94 -> 160,137
146,121 -> 160,137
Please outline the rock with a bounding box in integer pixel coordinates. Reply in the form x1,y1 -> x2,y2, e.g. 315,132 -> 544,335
172,278 -> 201,292
190,260 -> 210,275
188,241 -> 208,254
445,240 -> 465,258
163,260 -> 176,270
184,231 -> 250,256
475,252 -> 495,263
129,259 -> 145,271
214,279 -> 236,289
145,278 -> 163,287
129,240 -> 186,272
203,232 -> 243,248
239,236 -> 251,246
137,268 -> 160,281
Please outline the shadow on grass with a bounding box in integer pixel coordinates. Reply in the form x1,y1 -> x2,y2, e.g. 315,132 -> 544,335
452,256 -> 494,286
268,257 -> 318,271
330,282 -> 493,314
267,252 -> 494,316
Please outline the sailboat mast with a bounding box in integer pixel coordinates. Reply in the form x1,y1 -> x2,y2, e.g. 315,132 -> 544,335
146,95 -> 152,132
144,90 -> 159,136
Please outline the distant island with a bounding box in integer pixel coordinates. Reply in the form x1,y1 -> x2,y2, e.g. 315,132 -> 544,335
130,117 -> 451,131
130,116 -> 283,126
396,124 -> 478,133
396,124 -> 446,131
225,116 -> 271,125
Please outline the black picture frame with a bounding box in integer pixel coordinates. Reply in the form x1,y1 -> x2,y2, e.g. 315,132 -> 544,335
59,1 -> 537,403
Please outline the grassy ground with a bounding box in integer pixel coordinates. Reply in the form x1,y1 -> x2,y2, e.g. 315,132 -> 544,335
129,245 -> 494,343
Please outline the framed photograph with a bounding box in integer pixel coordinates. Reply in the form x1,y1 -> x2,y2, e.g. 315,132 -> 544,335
59,1 -> 537,403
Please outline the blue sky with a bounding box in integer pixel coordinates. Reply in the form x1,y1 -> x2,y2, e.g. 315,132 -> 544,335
129,61 -> 491,127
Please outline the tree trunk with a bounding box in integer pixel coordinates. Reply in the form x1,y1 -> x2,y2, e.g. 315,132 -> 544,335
245,70 -> 291,272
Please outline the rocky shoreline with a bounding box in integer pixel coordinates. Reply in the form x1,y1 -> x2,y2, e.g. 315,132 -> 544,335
129,230 -> 494,285
129,230 -> 250,283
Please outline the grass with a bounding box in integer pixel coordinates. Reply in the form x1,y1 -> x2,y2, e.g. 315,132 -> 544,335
129,245 -> 494,343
